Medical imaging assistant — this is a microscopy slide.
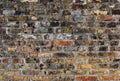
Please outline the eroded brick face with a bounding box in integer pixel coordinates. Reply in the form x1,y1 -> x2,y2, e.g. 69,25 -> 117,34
0,0 -> 120,81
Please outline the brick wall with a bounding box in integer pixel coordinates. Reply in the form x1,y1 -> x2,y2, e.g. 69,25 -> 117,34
0,0 -> 120,81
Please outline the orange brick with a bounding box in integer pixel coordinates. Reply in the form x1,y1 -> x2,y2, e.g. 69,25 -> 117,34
52,40 -> 74,46
99,76 -> 119,80
97,16 -> 114,21
32,76 -> 42,80
89,69 -> 109,74
0,76 -> 6,80
77,64 -> 96,69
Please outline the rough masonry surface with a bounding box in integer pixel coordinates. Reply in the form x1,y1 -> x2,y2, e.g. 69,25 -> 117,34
0,0 -> 120,81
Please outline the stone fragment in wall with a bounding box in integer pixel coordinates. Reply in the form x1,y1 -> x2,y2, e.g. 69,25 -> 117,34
3,9 -> 15,16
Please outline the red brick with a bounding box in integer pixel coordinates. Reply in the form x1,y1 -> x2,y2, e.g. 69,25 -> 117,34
2,59 -> 9,63
52,40 -> 74,46
106,52 -> 118,57
76,76 -> 97,81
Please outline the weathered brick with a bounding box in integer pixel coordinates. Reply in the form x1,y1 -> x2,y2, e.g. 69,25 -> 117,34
2,59 -> 9,63
22,70 -> 40,75
0,76 -> 7,80
89,69 -> 109,75
110,70 -> 120,74
75,70 -> 87,75
52,40 -> 74,46
92,10 -> 108,15
112,9 -> 120,15
31,76 -> 52,81
77,64 -> 97,69
0,71 -> 20,75
76,76 -> 97,81
11,59 -> 25,63
0,64 -> 8,69
7,47 -> 17,52
53,76 -> 74,81
31,76 -> 42,80
29,51 -> 39,57
89,58 -> 110,63
18,46 -> 32,52
25,57 -> 39,63
39,53 -> 52,58
8,16 -> 28,21
53,52 -> 74,58
9,76 -> 30,80
97,16 -> 115,21
98,76 -> 119,80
